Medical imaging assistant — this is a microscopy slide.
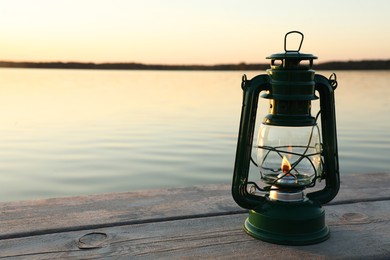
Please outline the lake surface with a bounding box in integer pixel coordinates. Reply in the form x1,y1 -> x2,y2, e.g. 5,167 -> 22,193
0,68 -> 389,202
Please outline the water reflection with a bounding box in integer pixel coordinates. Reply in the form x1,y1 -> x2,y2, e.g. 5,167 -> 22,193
0,69 -> 389,201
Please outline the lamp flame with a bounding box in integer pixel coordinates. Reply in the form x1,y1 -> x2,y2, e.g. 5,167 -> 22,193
281,156 -> 292,174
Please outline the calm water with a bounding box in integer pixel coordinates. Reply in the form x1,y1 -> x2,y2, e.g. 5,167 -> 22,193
0,69 -> 389,202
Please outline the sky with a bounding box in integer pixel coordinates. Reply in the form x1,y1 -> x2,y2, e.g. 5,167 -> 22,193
0,0 -> 389,65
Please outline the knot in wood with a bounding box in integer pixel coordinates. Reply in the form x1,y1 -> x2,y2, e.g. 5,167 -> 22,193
78,232 -> 109,249
342,212 -> 369,223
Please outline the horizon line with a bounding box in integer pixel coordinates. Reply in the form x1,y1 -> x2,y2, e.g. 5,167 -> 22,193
1,58 -> 390,65
1,59 -> 389,71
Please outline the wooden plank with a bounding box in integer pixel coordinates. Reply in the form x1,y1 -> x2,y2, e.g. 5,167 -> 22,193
334,172 -> 390,204
0,200 -> 389,259
1,173 -> 389,239
0,184 -> 240,240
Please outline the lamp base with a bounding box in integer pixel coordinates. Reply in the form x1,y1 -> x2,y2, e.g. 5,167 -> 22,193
244,199 -> 329,245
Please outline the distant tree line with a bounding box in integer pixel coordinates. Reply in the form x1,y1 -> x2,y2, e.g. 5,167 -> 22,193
0,61 -> 267,70
0,60 -> 389,71
314,60 -> 390,70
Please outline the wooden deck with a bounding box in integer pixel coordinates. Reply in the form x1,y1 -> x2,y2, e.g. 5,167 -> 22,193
1,173 -> 390,259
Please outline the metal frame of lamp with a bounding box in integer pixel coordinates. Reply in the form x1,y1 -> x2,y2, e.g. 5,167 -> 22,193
232,31 -> 340,245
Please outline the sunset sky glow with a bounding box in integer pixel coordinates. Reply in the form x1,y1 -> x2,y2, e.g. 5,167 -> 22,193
1,0 -> 389,65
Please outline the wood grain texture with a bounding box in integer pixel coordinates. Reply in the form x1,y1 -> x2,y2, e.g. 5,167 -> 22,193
1,173 -> 389,239
0,200 -> 389,259
0,173 -> 389,259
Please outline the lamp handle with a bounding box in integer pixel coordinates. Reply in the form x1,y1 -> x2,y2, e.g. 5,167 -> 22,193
284,31 -> 304,52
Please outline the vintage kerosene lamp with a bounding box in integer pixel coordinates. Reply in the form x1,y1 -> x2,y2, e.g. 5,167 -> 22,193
232,31 -> 339,245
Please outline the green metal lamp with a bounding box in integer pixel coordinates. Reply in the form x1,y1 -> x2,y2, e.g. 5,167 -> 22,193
232,31 -> 339,245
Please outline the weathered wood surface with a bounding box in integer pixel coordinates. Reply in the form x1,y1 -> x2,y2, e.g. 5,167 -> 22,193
1,201 -> 390,259
0,173 -> 389,259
